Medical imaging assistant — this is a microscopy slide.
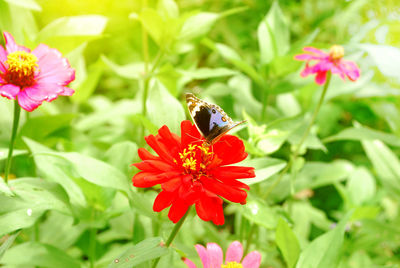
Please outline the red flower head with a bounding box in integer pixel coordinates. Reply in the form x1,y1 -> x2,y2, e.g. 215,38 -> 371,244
132,120 -> 255,225
0,32 -> 75,111
294,45 -> 360,85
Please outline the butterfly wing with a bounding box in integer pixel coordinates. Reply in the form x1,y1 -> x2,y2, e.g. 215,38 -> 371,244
186,93 -> 245,144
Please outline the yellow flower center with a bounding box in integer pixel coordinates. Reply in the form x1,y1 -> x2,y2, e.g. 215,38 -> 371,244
4,51 -> 38,87
178,143 -> 213,173
221,261 -> 243,268
329,45 -> 344,61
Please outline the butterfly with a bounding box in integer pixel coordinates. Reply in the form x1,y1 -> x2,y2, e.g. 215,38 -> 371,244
186,93 -> 245,145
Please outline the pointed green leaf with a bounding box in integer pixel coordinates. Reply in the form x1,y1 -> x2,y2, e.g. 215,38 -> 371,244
1,242 -> 80,268
276,218 -> 300,268
362,140 -> 400,198
258,1 -> 290,64
146,80 -> 185,134
296,212 -> 352,268
108,237 -> 169,268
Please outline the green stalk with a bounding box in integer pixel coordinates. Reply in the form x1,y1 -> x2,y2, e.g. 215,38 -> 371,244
151,210 -> 190,268
263,72 -> 332,199
4,100 -> 21,183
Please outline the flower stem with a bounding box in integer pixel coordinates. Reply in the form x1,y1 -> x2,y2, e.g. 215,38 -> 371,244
4,100 -> 21,183
243,222 -> 257,256
263,71 -> 332,199
151,210 -> 190,268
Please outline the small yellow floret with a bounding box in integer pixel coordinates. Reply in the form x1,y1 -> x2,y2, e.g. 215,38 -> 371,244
221,261 -> 243,268
182,157 -> 197,171
329,45 -> 344,60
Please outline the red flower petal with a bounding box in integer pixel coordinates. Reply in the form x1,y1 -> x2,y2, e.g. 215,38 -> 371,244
201,176 -> 247,203
137,148 -> 160,161
213,135 -> 248,166
153,190 -> 176,212
168,198 -> 192,223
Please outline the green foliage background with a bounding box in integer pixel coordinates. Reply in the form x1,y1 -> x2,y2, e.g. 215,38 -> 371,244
0,0 -> 400,267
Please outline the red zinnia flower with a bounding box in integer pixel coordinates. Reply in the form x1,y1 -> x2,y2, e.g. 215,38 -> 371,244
294,45 -> 360,85
132,120 -> 255,225
0,32 -> 75,111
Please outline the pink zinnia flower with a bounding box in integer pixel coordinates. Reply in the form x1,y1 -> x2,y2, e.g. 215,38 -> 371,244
184,241 -> 261,268
0,32 -> 75,111
294,45 -> 360,85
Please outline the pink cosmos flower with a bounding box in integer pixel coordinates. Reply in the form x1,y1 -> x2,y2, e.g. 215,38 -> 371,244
294,45 -> 360,85
0,32 -> 75,111
184,241 -> 261,268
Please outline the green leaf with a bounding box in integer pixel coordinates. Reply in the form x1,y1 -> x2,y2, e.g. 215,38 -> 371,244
24,138 -> 87,207
1,242 -> 80,268
179,67 -> 237,80
362,140 -> 400,198
295,160 -> 354,191
241,198 -> 278,229
139,8 -> 165,46
157,0 -> 179,18
46,151 -> 131,194
18,114 -> 76,145
296,211 -> 353,268
39,211 -> 85,250
36,15 -> 108,53
3,0 -> 41,11
240,157 -> 286,185
324,125 -> 400,147
214,43 -> 264,85
276,218 -> 301,268
104,141 -> 138,176
0,177 -> 14,197
346,167 -> 376,206
257,1 -> 290,64
179,12 -> 219,40
108,237 -> 169,268
9,178 -> 70,214
37,15 -> 108,40
101,55 -> 144,80
0,231 -> 20,260
71,59 -> 104,103
360,44 -> 400,79
146,80 -> 185,134
0,178 -> 71,236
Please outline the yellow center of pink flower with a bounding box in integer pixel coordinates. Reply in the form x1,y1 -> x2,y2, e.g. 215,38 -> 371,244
178,143 -> 213,173
221,261 -> 243,268
5,51 -> 38,87
329,45 -> 344,61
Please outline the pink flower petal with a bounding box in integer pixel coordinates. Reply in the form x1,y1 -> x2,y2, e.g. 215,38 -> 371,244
17,90 -> 43,111
311,60 -> 333,72
0,46 -> 7,72
33,44 -> 75,86
330,65 -> 346,80
242,251 -> 262,268
295,53 -> 324,61
300,63 -> 315,77
3,32 -> 30,53
303,46 -> 327,57
183,258 -> 197,268
315,71 -> 328,85
225,241 -> 243,263
206,243 -> 223,267
0,84 -> 20,99
60,86 -> 75,96
195,245 -> 209,268
339,60 -> 360,81
23,83 -> 61,102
